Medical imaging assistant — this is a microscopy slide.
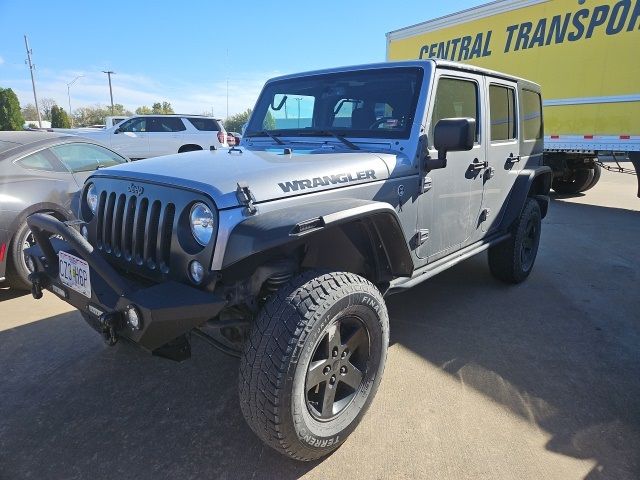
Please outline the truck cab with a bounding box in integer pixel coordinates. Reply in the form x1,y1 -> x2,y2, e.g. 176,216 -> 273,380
26,60 -> 551,462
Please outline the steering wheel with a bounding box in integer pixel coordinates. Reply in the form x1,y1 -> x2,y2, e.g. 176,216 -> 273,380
369,117 -> 395,129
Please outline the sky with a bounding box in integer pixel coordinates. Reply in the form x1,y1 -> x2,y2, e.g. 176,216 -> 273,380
0,0 -> 485,119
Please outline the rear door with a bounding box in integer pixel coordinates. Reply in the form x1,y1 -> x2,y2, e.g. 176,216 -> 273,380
111,117 -> 150,159
477,78 -> 521,237
147,116 -> 187,157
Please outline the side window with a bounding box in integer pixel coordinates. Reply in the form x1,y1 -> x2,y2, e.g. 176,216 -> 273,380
266,94 -> 315,130
430,77 -> 479,145
489,84 -> 516,141
50,143 -> 128,172
149,117 -> 186,132
118,118 -> 146,133
522,90 -> 543,140
16,150 -> 57,171
188,117 -> 220,131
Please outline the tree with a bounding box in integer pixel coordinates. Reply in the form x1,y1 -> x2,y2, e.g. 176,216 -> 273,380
136,101 -> 174,115
51,105 -> 71,128
21,103 -> 39,121
72,104 -> 132,127
0,87 -> 25,131
224,108 -> 253,133
135,105 -> 153,115
39,97 -> 56,121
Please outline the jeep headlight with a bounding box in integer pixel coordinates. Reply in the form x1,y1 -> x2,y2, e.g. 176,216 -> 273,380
190,203 -> 215,246
86,183 -> 98,214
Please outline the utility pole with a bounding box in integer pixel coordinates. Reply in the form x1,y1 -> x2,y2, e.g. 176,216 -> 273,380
67,75 -> 84,127
226,48 -> 229,120
102,70 -> 115,114
24,35 -> 42,128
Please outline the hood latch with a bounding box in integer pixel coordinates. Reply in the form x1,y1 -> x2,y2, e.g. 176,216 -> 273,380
236,182 -> 257,215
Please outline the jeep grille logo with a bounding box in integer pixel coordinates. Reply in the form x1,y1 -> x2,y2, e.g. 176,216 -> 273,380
127,183 -> 144,196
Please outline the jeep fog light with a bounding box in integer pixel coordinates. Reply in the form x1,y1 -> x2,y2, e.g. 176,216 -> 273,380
125,304 -> 142,330
189,260 -> 204,284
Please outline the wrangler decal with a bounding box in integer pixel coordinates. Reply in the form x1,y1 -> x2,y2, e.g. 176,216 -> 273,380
278,170 -> 377,193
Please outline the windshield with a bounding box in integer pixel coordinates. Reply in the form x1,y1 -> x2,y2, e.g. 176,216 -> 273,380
246,67 -> 424,140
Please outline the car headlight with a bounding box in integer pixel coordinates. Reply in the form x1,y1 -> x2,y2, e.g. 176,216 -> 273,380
86,183 -> 98,214
189,203 -> 215,246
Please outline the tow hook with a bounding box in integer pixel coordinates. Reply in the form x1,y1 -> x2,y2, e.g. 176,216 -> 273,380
28,272 -> 48,300
99,312 -> 123,346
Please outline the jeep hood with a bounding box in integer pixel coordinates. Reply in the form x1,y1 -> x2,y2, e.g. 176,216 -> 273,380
90,147 -> 404,209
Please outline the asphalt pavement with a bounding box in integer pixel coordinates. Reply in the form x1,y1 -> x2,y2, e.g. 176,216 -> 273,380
1,165 -> 638,480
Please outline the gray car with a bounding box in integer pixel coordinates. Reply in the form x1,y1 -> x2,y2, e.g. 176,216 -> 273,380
26,60 -> 552,461
0,132 -> 128,289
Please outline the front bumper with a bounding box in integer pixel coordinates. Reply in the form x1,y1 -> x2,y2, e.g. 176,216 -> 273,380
25,213 -> 226,352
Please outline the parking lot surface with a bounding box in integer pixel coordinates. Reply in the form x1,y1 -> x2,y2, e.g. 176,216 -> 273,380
1,165 -> 638,480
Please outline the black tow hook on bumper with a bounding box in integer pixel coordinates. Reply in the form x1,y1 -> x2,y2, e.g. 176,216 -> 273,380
99,312 -> 124,346
29,271 -> 49,299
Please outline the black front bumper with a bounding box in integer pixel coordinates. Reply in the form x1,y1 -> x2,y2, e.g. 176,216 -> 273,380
26,213 -> 226,352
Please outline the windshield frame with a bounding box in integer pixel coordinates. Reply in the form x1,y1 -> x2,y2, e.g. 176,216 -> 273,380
246,66 -> 425,141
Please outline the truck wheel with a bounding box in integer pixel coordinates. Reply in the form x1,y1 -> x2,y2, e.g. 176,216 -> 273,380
581,163 -> 601,192
552,168 -> 594,194
239,270 -> 389,461
488,198 -> 541,284
5,221 -> 36,290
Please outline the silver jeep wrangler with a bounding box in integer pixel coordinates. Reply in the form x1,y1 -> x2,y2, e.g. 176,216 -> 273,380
27,59 -> 552,461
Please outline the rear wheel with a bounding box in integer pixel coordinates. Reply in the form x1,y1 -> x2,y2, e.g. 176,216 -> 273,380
581,163 -> 601,192
552,167 -> 594,194
178,145 -> 203,153
488,198 -> 542,284
239,270 -> 389,461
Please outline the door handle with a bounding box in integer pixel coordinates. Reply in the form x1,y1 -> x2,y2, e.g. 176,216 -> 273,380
507,154 -> 521,163
469,159 -> 488,170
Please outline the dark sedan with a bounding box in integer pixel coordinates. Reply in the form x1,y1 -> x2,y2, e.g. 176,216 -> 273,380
0,132 -> 129,289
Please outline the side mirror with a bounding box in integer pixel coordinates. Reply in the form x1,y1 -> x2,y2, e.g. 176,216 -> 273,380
427,117 -> 476,170
114,128 -> 121,134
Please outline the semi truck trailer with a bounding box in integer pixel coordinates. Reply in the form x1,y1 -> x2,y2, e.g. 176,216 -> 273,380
387,0 -> 640,195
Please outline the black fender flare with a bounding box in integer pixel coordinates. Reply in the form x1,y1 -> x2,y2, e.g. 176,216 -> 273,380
499,166 -> 552,230
221,198 -> 414,281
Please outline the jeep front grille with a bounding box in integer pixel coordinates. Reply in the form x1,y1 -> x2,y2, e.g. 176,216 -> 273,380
95,190 -> 175,273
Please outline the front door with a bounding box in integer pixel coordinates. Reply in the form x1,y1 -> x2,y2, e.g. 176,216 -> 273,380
111,117 -> 150,159
416,73 -> 485,264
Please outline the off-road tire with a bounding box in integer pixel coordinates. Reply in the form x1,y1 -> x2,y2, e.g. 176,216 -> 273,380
5,221 -> 34,290
488,198 -> 542,284
552,168 -> 594,194
239,270 -> 389,461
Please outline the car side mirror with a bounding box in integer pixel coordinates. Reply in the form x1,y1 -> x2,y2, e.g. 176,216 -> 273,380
426,118 -> 476,170
114,128 -> 121,134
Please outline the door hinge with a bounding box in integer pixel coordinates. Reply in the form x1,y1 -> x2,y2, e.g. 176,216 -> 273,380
480,208 -> 491,222
417,229 -> 429,246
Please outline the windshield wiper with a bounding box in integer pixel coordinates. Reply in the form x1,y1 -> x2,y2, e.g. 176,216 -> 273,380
310,130 -> 359,150
247,130 -> 284,145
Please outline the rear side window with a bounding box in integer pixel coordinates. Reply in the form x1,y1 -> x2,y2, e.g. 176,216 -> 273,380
50,143 -> 128,172
148,117 -> 186,132
430,77 -> 479,145
522,90 -> 542,140
489,85 -> 516,141
188,117 -> 221,131
17,151 -> 57,171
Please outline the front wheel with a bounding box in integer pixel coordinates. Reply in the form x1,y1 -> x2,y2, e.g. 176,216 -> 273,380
488,198 -> 542,284
239,270 -> 389,461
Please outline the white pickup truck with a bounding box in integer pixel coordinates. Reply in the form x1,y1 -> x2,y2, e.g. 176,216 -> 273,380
74,114 -> 229,159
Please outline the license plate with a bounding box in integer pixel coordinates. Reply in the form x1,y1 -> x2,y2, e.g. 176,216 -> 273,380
58,251 -> 91,298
